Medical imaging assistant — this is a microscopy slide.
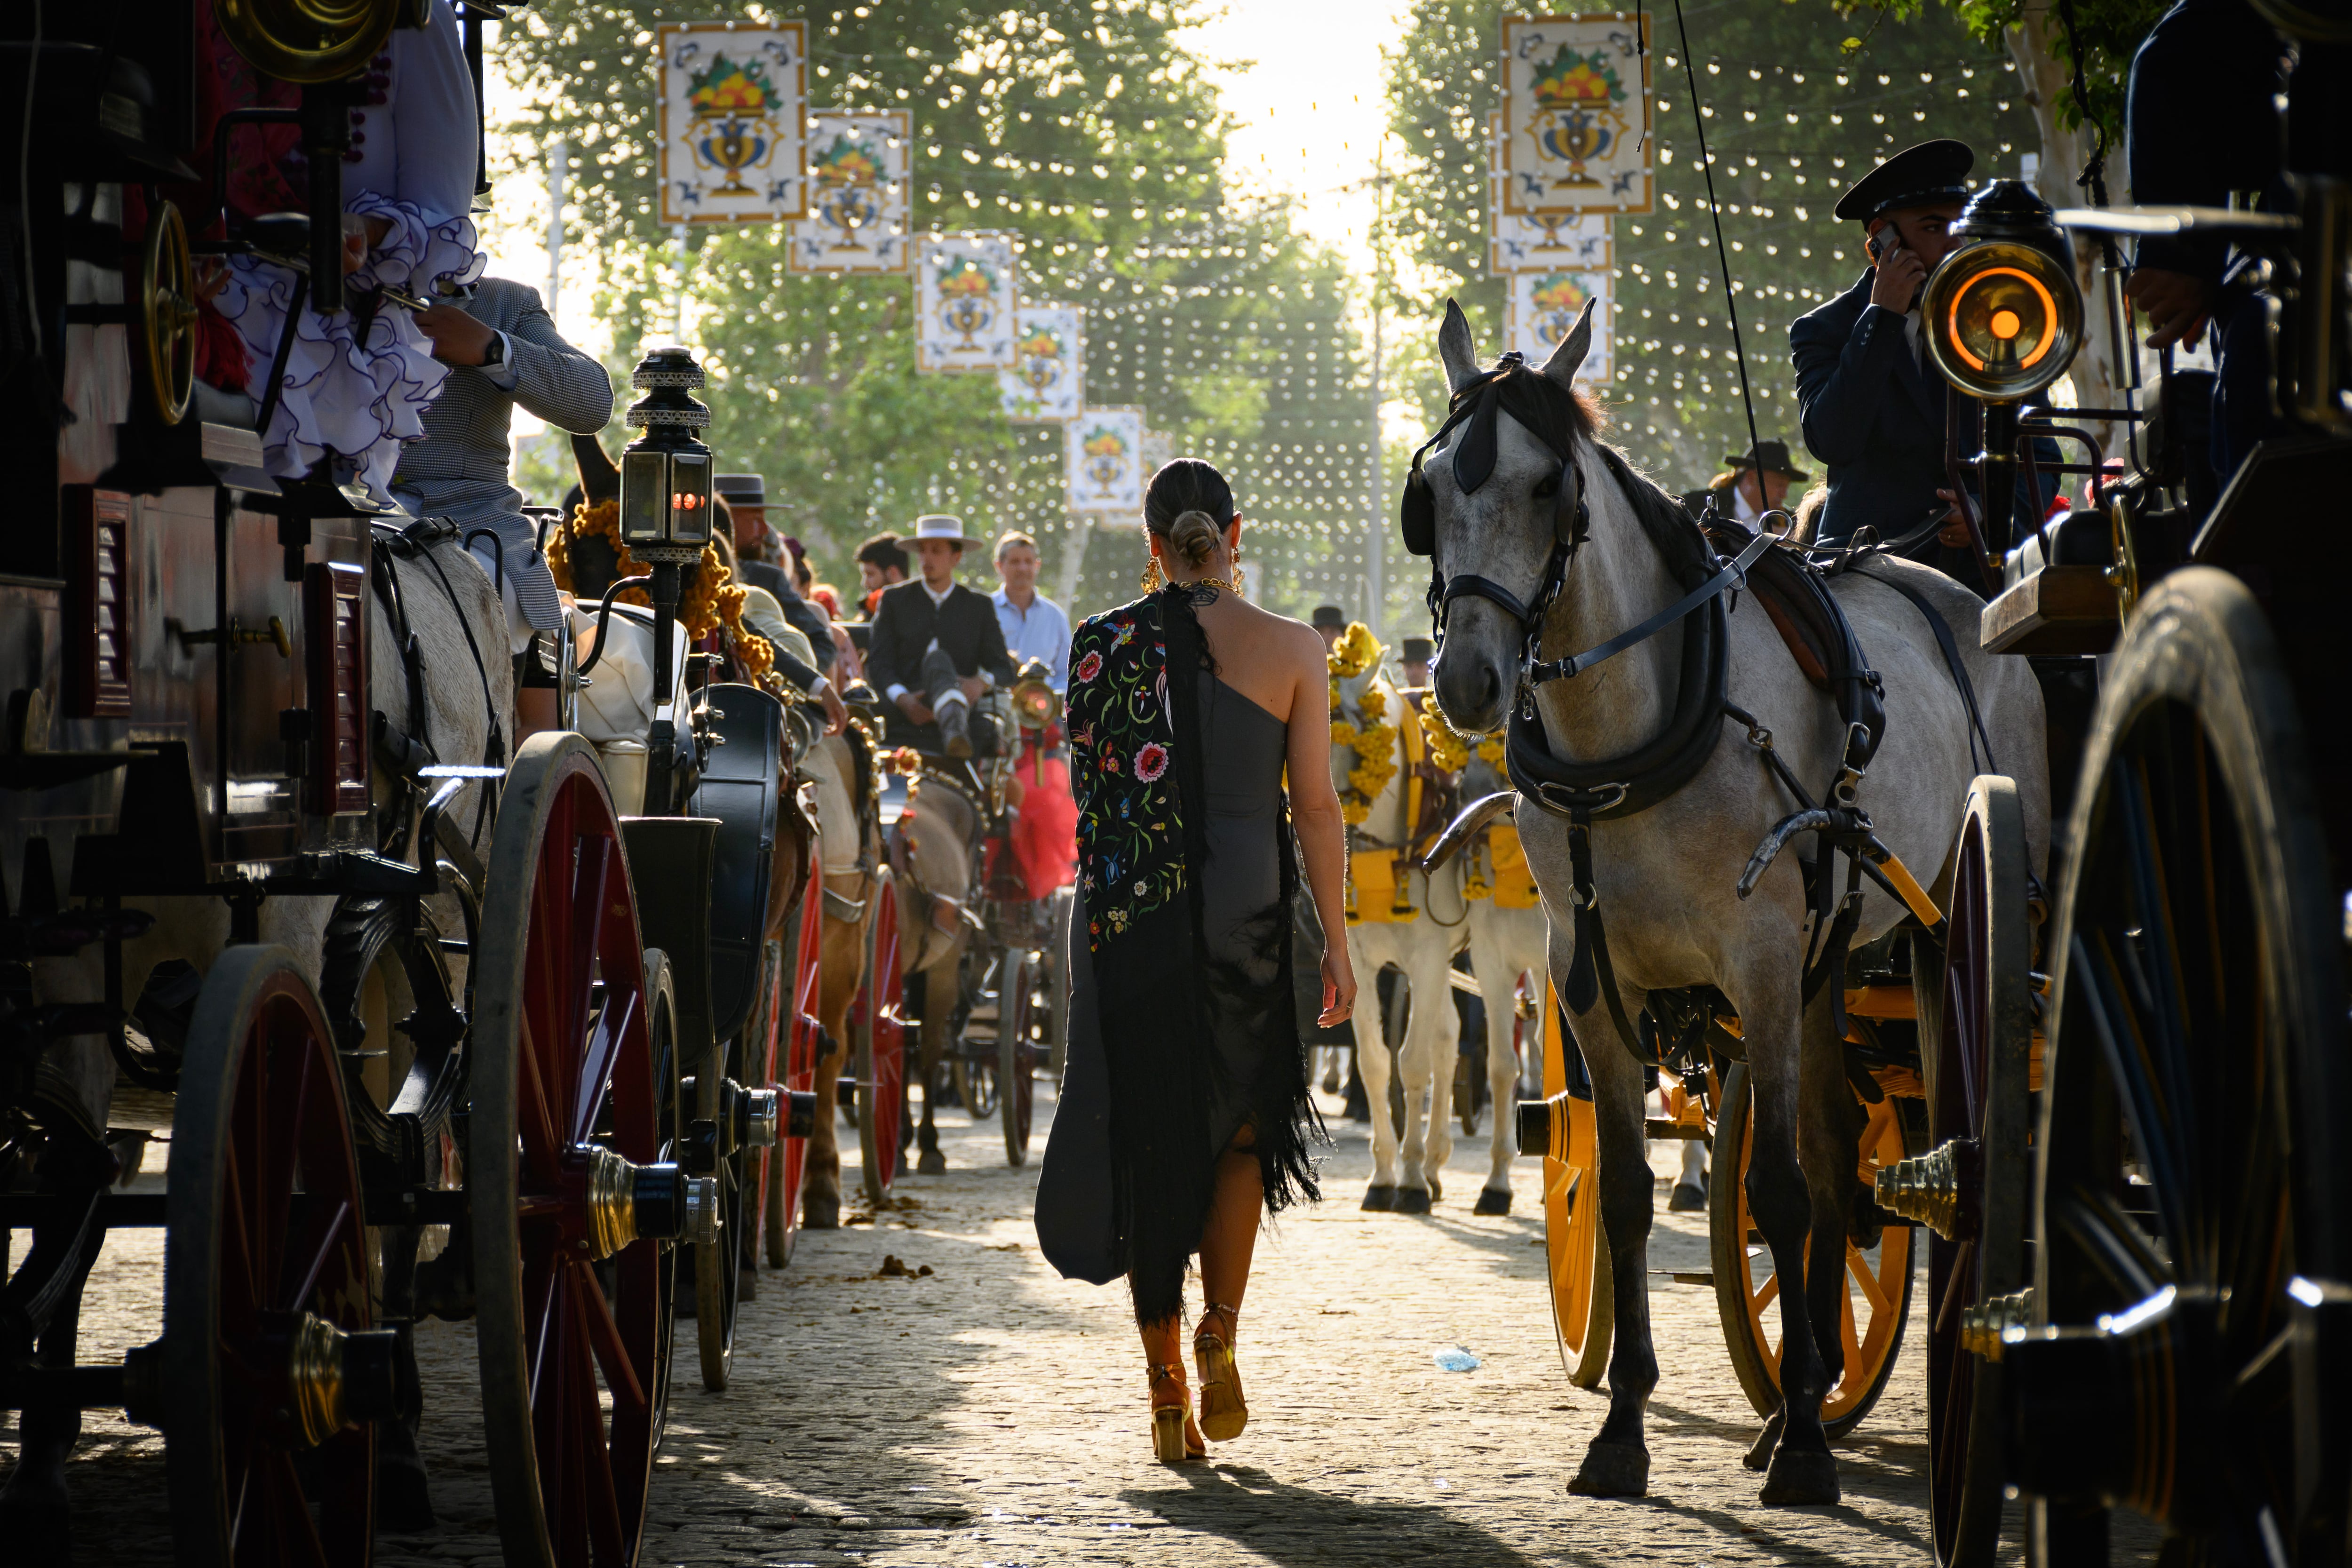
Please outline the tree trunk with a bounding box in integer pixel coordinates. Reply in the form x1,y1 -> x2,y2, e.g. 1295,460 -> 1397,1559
2007,10 -> 2137,472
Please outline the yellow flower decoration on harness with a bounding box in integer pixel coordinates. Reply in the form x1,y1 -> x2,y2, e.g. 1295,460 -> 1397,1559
1327,622 -> 1397,826
1417,703 -> 1505,773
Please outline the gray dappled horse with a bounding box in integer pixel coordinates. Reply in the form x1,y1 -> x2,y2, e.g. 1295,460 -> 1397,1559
1418,299 -> 2048,1504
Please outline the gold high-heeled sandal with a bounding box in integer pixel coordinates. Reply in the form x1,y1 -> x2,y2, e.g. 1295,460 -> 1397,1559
1193,1302 -> 1247,1442
1148,1361 -> 1198,1463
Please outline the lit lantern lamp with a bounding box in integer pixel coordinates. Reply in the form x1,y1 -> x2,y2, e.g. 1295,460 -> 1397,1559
619,344 -> 718,814
1923,180 -> 2084,560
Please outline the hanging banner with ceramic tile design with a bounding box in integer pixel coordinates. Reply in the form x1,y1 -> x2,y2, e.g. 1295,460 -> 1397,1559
1505,267 -> 1614,384
657,22 -> 808,226
914,233 -> 1018,372
998,305 -> 1085,422
788,111 -> 912,273
1499,13 -> 1652,215
1065,406 -> 1146,514
1488,111 -> 1613,273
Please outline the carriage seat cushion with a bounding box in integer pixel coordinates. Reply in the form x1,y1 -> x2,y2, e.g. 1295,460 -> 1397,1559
2002,507 -> 2110,589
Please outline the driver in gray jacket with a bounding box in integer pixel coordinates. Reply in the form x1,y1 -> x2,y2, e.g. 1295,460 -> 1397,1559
400,277 -> 613,667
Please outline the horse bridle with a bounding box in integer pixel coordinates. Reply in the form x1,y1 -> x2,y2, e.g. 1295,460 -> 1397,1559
1400,355 -> 1593,703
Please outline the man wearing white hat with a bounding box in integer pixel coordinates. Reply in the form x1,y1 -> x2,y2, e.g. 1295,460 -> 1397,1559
865,514 -> 1018,757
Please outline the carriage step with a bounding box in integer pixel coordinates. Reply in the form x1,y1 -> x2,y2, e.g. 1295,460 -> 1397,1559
1651,1270 -> 1715,1286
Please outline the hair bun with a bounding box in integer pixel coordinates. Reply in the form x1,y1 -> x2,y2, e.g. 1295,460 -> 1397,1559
1169,508 -> 1221,568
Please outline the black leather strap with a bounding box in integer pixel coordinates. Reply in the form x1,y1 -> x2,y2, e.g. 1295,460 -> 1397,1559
1852,566 -> 2001,779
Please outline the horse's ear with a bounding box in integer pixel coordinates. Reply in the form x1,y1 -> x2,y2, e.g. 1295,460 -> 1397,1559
1539,298 -> 1597,390
1438,298 -> 1481,397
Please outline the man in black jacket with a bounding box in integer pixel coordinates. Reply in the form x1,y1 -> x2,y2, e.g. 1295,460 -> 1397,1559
865,514 -> 1017,757
714,472 -> 835,672
1789,139 -> 2058,588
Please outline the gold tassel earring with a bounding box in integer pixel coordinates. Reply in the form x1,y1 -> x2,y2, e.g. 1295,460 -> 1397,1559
1140,556 -> 1165,593
1232,543 -> 1247,598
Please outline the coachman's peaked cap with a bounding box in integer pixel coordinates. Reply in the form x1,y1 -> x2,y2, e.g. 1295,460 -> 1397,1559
1833,138 -> 1975,222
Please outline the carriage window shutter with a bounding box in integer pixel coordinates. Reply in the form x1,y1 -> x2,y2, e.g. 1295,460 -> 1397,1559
306,560 -> 370,816
64,488 -> 133,719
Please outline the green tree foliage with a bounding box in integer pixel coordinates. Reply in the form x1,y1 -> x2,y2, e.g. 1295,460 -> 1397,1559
494,1 -> 1377,617
1382,0 -> 2040,496
1838,0 -> 2170,149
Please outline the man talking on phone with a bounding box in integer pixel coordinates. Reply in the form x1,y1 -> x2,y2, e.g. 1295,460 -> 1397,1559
1790,139 -> 2046,582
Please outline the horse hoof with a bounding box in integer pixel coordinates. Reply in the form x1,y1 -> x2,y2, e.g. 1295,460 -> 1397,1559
1393,1186 -> 1433,1215
1743,1408 -> 1784,1471
374,1421 -> 437,1534
1566,1440 -> 1649,1497
1473,1187 -> 1512,1216
803,1191 -> 842,1230
1360,1185 -> 1396,1211
1759,1446 -> 1840,1507
1669,1179 -> 1708,1213
917,1148 -> 948,1176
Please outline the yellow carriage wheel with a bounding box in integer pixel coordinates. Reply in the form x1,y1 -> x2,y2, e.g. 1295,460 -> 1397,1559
1708,1060 -> 1915,1437
1538,988 -> 1611,1387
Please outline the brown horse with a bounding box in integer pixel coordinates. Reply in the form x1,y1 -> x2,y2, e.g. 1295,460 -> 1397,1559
887,767 -> 980,1175
798,723 -> 883,1227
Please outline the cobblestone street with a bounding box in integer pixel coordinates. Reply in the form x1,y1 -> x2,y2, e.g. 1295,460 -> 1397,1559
34,1078 -> 1967,1566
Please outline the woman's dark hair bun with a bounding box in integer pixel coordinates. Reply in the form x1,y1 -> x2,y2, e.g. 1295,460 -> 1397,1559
1144,458 -> 1235,563
1168,509 -> 1220,568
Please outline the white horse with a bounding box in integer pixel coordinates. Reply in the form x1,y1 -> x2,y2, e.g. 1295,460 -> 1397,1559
1419,300 -> 2048,1505
1451,753 -> 1552,1214
1330,656 -> 1470,1211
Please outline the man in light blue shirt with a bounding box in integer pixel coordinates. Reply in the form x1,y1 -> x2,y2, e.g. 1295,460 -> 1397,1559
989,531 -> 1071,692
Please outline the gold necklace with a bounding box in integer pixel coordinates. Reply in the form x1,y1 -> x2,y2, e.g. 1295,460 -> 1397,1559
1168,573 -> 1241,603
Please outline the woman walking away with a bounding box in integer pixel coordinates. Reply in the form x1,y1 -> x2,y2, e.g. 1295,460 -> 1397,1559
1035,458 -> 1357,1462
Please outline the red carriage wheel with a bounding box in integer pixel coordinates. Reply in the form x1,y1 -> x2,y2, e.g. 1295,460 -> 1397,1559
998,951 -> 1035,1167
772,865 -> 825,1263
855,867 -> 907,1207
159,944 -> 391,1568
469,735 -> 693,1568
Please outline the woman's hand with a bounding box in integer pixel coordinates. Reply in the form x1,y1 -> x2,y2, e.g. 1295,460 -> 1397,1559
1318,947 -> 1356,1027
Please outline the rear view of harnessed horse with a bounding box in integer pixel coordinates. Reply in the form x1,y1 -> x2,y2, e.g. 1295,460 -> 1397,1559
1411,299 -> 2049,1504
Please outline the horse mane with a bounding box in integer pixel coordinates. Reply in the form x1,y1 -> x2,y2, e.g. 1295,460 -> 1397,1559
1594,442 -> 1717,593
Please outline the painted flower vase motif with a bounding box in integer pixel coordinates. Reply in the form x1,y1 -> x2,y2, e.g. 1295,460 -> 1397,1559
689,53 -> 779,197
1082,425 -> 1128,499
936,255 -> 1000,350
1530,273 -> 1591,347
812,132 -> 883,252
1018,324 -> 1066,399
1531,46 -> 1628,190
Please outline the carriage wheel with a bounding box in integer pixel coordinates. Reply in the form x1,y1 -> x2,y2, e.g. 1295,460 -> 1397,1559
161,945 -> 382,1567
1710,1061 -> 1915,1438
1911,778 -> 2034,1568
766,910 -> 821,1267
998,951 -> 1036,1168
855,868 -> 907,1207
2014,570 -> 2344,1561
1537,988 -> 1611,1387
468,735 -> 675,1568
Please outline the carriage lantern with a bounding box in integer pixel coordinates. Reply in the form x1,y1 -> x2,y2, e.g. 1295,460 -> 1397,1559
620,344 -> 718,813
1923,180 -> 2086,557
620,345 -> 717,559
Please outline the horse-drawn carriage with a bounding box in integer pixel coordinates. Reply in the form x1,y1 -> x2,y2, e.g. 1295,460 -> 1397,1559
1452,0 -> 2352,1554
0,7 -> 834,1563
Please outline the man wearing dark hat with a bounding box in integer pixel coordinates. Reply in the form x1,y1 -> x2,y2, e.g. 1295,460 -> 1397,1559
1311,604 -> 1348,651
1788,139 -> 1980,554
1400,637 -> 1434,690
865,514 -> 1018,758
1681,440 -> 1810,526
713,472 -> 836,672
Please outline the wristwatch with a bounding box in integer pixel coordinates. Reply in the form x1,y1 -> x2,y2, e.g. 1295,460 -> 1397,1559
479,331 -> 507,370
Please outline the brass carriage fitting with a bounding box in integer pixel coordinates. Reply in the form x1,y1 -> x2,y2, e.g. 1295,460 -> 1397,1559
1959,1288 -> 2034,1361
1872,1137 -> 1982,1242
280,1312 -> 402,1449
176,615 -> 292,658
572,1145 -> 697,1258
734,1082 -> 783,1149
682,1175 -> 721,1249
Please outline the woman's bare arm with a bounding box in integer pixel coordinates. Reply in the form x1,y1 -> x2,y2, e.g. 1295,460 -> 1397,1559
1281,622 -> 1356,1023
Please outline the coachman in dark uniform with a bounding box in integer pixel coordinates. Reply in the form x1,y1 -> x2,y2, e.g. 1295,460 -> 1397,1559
1789,140 -> 2055,581
865,513 -> 1018,757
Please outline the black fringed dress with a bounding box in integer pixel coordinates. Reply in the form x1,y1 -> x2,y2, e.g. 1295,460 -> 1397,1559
1034,586 -> 1320,1327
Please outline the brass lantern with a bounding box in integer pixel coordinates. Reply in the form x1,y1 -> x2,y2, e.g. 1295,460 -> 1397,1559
620,345 -> 717,563
1923,181 -> 2085,404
